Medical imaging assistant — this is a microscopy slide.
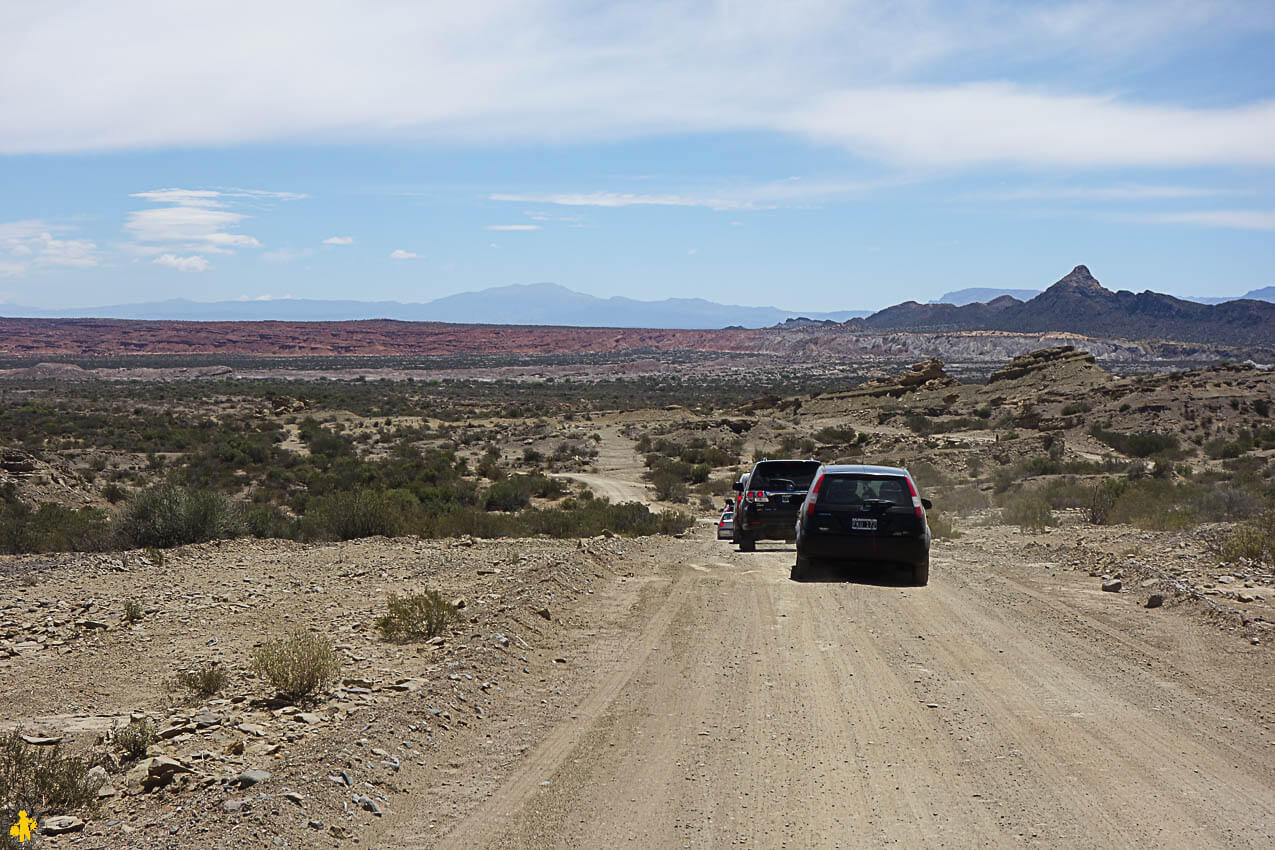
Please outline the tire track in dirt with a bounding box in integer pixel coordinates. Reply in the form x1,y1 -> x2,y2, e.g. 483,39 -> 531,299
423,571 -> 695,849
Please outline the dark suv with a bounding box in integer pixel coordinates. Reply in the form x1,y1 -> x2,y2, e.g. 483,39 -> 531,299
731,459 -> 822,552
793,464 -> 932,585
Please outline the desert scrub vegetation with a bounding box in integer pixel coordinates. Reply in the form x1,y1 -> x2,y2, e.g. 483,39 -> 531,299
999,491 -> 1057,531
1088,426 -> 1181,459
375,591 -> 457,641
169,662 -> 229,700
116,483 -> 244,548
0,485 -> 112,554
927,508 -> 959,539
121,598 -> 144,624
112,718 -> 157,762
1220,506 -> 1275,564
253,630 -> 341,702
1,731 -> 102,839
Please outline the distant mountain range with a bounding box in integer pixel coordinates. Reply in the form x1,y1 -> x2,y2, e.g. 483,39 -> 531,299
4,273 -> 1271,341
2,282 -> 869,329
936,284 -> 1275,306
863,266 -> 1275,346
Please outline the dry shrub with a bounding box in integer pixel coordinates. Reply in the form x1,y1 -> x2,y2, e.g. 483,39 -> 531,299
252,630 -> 341,702
375,591 -> 457,642
1,731 -> 102,836
169,662 -> 229,700
113,718 -> 156,762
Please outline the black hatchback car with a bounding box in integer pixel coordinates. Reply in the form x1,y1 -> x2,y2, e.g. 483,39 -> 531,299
793,464 -> 932,585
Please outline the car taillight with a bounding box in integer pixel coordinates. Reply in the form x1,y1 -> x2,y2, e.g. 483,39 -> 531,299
806,473 -> 823,516
905,476 -> 924,519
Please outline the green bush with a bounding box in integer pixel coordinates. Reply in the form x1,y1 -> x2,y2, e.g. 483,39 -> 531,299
927,509 -> 959,539
113,719 -> 157,762
169,662 -> 229,700
1083,480 -> 1125,524
0,498 -> 112,555
303,489 -> 405,540
1,731 -> 102,832
814,425 -> 857,444
935,485 -> 989,515
484,474 -> 566,511
651,470 -> 689,502
252,630 -> 341,702
375,591 -> 457,641
1000,492 -> 1056,531
1221,507 -> 1275,564
1038,478 -> 1091,509
1089,427 -> 1180,459
117,483 -> 243,549
122,599 -> 144,624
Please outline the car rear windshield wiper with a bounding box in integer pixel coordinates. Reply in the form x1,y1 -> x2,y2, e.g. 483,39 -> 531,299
862,498 -> 897,509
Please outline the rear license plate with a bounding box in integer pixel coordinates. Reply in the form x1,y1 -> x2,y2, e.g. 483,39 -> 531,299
851,518 -> 878,531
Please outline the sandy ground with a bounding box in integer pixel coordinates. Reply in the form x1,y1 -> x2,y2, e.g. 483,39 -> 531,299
379,529 -> 1274,849
2,479 -> 1271,848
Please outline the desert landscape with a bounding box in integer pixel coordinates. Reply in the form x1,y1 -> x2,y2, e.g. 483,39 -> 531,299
4,4 -> 1274,845
1,319 -> 1272,847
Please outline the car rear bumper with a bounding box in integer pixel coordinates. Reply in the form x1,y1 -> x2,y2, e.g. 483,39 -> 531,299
716,525 -> 734,540
736,511 -> 800,540
797,533 -> 928,566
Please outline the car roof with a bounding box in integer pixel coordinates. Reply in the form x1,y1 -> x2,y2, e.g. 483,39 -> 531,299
817,464 -> 911,477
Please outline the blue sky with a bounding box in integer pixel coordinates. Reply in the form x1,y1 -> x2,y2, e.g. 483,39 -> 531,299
1,0 -> 1273,313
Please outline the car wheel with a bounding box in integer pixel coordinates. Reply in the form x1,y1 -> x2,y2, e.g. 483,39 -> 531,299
912,561 -> 929,586
737,536 -> 756,552
791,553 -> 810,581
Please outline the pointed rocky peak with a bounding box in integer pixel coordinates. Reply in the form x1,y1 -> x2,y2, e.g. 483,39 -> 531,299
1048,264 -> 1108,294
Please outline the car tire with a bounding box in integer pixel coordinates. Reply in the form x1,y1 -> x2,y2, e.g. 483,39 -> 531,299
912,561 -> 929,586
737,536 -> 756,552
792,553 -> 810,581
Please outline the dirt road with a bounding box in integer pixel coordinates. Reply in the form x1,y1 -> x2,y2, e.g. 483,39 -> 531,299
388,531 -> 1274,849
552,425 -> 653,505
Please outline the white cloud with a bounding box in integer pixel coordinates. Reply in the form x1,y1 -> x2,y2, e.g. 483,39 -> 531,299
235,293 -> 294,301
0,220 -> 100,275
153,253 -> 210,272
484,224 -> 540,231
130,189 -> 226,207
1117,210 -> 1275,231
129,188 -> 307,206
37,235 -> 99,268
491,192 -> 762,211
127,205 -> 259,252
491,178 -> 897,212
390,249 -> 419,259
125,187 -> 302,257
322,235 -> 354,245
973,185 -> 1240,202
1,2 -> 1271,170
263,247 -> 313,262
785,84 -> 1275,168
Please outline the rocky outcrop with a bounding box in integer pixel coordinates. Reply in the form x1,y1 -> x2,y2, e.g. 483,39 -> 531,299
852,358 -> 958,398
988,346 -> 1097,383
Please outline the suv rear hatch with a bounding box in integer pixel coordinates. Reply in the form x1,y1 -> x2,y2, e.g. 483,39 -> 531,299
739,460 -> 820,533
805,473 -> 925,539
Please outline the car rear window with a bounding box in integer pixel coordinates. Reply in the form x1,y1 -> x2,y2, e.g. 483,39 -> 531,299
750,462 -> 819,492
819,475 -> 911,507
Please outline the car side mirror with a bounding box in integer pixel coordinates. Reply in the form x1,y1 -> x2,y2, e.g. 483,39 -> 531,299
732,482 -> 743,491
921,498 -> 933,510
